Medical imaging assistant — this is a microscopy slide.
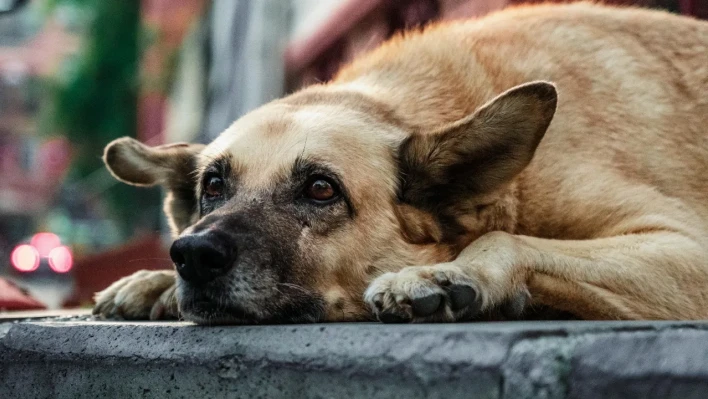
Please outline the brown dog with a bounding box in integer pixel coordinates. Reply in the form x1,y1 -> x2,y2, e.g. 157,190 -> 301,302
93,2 -> 708,324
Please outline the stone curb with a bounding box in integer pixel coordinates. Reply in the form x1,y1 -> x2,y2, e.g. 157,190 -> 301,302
2,320 -> 708,398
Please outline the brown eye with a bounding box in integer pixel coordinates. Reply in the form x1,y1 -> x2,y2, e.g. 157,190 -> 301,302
204,176 -> 224,198
306,178 -> 337,202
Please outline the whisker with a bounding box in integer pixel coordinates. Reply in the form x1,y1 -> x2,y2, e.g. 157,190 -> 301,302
277,282 -> 310,296
127,258 -> 174,264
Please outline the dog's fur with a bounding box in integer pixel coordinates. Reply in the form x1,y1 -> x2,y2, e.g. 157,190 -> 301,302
93,2 -> 708,324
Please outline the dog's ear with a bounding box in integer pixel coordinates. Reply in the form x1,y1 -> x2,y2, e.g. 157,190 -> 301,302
103,137 -> 205,235
103,137 -> 204,187
398,81 -> 557,211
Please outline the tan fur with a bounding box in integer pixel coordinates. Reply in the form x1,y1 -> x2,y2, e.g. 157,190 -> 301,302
95,2 -> 708,323
93,270 -> 178,320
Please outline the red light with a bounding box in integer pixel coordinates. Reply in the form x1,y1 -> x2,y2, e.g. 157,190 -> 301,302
48,246 -> 73,273
11,245 -> 40,272
31,232 -> 61,257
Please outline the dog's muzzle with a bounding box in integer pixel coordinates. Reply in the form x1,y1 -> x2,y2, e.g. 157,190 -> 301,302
168,221 -> 326,324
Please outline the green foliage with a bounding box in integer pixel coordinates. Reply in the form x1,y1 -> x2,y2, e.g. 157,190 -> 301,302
45,0 -> 160,237
51,0 -> 139,174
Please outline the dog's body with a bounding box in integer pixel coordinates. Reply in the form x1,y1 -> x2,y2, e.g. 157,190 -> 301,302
94,2 -> 708,323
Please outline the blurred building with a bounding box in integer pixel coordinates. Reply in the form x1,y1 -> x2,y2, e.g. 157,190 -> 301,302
0,20 -> 74,211
165,0 -> 291,143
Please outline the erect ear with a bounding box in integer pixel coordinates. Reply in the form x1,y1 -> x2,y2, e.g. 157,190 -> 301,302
103,137 -> 205,235
398,81 -> 557,210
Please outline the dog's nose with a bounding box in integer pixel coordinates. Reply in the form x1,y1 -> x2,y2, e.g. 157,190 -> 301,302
169,233 -> 235,285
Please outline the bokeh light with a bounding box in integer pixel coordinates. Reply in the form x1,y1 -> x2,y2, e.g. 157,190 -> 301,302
30,232 -> 61,257
48,246 -> 74,274
11,244 -> 41,272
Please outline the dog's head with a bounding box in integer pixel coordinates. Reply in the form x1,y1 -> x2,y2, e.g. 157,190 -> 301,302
103,81 -> 556,324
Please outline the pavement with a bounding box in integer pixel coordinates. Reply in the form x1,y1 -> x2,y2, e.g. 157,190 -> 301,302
2,318 -> 708,398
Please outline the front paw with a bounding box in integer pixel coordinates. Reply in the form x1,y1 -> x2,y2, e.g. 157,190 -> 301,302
364,263 -> 530,323
93,270 -> 178,320
364,263 -> 484,323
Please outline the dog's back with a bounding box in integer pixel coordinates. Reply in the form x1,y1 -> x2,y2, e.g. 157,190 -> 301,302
335,2 -> 708,241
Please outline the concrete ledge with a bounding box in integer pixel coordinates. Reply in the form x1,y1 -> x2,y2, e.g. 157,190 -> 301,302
2,319 -> 708,398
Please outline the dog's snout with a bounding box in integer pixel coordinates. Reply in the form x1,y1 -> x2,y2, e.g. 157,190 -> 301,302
170,233 -> 235,284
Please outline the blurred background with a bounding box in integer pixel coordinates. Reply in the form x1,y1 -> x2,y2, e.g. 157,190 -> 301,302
0,0 -> 705,313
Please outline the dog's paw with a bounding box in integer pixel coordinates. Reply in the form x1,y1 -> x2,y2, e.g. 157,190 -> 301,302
364,263 -> 486,323
364,263 -> 530,323
93,270 -> 178,320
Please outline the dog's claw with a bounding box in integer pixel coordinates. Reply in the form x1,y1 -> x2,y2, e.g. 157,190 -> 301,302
378,309 -> 411,323
412,294 -> 442,316
372,293 -> 385,311
446,284 -> 477,311
501,291 -> 529,319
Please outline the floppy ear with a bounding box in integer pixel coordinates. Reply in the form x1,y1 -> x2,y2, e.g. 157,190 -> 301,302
103,137 -> 205,235
398,81 -> 557,210
103,137 -> 204,187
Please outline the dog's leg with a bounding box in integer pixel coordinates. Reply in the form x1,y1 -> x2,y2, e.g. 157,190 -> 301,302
365,230 -> 708,322
93,270 -> 179,320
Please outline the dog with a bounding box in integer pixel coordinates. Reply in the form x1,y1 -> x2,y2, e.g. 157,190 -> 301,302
93,2 -> 708,324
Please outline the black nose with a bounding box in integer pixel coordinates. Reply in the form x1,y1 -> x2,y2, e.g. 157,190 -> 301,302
170,233 -> 235,285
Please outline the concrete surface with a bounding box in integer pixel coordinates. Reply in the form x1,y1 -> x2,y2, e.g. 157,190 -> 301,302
2,319 -> 708,398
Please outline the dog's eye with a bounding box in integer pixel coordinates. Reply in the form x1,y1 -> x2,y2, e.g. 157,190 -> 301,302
305,177 -> 338,203
204,176 -> 224,198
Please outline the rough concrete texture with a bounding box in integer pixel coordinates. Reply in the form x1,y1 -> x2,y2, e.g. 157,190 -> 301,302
2,320 -> 708,398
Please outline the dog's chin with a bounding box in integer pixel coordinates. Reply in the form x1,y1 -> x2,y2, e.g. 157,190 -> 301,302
178,290 -> 327,325
180,300 -> 258,325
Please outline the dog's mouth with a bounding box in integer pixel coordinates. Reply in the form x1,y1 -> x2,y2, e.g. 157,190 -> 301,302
177,283 -> 327,325
180,297 -> 259,325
